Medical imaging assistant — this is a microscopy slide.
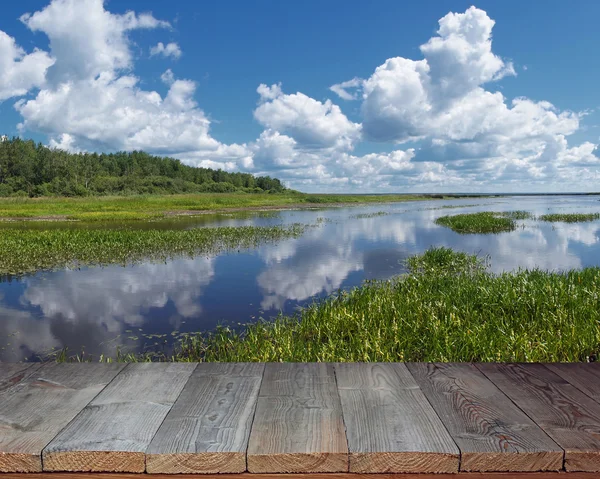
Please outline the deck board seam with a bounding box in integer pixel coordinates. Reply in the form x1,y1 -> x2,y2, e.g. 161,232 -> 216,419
142,363 -> 200,473
403,363 -> 464,472
331,364 -> 350,472
474,363 -> 567,472
38,363 -> 129,473
245,362 -> 267,473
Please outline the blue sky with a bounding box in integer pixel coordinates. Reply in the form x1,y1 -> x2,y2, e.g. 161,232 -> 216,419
1,0 -> 599,192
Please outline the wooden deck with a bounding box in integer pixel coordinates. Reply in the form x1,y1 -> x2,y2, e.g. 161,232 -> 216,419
1,362 -> 600,477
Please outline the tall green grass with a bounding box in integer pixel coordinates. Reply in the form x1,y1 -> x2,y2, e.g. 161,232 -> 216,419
170,248 -> 600,363
0,224 -> 307,275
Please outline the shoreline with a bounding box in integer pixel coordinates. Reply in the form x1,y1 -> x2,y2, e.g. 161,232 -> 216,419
0,195 -> 473,222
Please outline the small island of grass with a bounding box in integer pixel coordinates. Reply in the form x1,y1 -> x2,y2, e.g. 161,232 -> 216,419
435,212 -> 516,234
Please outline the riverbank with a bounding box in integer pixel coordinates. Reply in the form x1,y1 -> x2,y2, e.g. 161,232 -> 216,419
53,248 -> 600,363
0,192 -> 485,221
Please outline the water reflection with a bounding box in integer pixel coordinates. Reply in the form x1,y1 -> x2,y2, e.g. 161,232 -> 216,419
3,195 -> 600,360
257,240 -> 362,310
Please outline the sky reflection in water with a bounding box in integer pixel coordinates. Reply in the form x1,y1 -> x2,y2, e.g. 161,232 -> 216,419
2,195 -> 600,360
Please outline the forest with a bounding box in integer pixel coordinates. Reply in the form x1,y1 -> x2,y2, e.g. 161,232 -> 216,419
0,137 -> 286,196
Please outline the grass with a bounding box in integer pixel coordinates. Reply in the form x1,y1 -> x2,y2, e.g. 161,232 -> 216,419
0,193 -> 467,222
500,210 -> 533,220
539,213 -> 600,223
435,210 -> 534,234
0,224 -> 307,276
54,247 -> 600,363
351,211 -> 390,219
435,212 -> 516,234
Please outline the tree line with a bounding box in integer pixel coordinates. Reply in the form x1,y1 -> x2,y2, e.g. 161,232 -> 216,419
0,137 -> 287,197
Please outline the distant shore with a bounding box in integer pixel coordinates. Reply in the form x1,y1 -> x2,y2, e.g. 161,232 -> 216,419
0,192 -> 485,222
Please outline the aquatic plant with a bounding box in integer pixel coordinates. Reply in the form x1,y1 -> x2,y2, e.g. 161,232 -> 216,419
351,211 -> 390,219
500,210 -> 533,220
0,224 -> 307,275
539,213 -> 600,223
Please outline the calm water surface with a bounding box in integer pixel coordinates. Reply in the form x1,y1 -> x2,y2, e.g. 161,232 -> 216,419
2,195 -> 600,361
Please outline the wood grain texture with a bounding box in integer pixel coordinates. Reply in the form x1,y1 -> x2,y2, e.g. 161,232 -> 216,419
146,363 -> 264,474
478,363 -> 600,472
43,363 -> 196,473
247,363 -> 348,473
407,363 -> 563,472
0,363 -> 40,393
0,363 -> 124,473
545,363 -> 600,403
335,362 -> 459,473
0,473 -> 599,479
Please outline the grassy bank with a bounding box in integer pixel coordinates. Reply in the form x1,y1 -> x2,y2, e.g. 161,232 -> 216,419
0,193 -> 475,221
174,248 -> 600,363
0,224 -> 306,276
57,247 -> 600,363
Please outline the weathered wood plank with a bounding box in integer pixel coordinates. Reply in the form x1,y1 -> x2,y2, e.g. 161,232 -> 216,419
407,362 -> 563,472
0,363 -> 124,473
43,363 -> 196,473
335,362 -> 459,473
0,362 -> 40,393
0,362 -> 37,380
247,363 -> 348,473
146,363 -> 264,474
0,473 -> 599,479
478,363 -> 600,472
545,363 -> 600,403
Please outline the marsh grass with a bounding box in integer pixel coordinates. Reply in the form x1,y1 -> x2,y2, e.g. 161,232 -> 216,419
435,210 -> 534,234
54,247 -> 600,363
501,210 -> 533,220
435,212 -> 516,234
0,224 -> 307,275
539,213 -> 600,223
351,211 -> 390,219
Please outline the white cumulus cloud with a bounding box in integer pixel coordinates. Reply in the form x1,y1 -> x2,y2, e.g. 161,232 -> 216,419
150,42 -> 182,59
13,0 -> 250,170
0,31 -> 54,101
0,1 -> 598,192
254,83 -> 361,150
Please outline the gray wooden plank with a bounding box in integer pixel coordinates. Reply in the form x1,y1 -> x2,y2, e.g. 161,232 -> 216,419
0,363 -> 37,380
0,363 -> 40,393
43,362 -> 196,473
0,363 -> 124,473
545,363 -> 600,403
477,363 -> 600,472
247,363 -> 348,473
146,363 -> 264,474
407,363 -> 563,472
335,362 -> 459,473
